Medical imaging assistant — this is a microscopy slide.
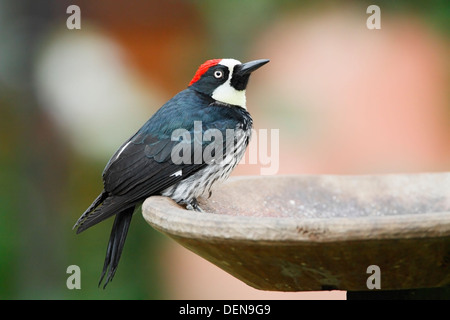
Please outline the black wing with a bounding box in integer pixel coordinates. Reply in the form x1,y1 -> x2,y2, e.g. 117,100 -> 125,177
102,132 -> 207,203
75,132 -> 206,233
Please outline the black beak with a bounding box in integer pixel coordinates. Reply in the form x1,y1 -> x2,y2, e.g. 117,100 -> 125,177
236,59 -> 270,76
231,59 -> 269,91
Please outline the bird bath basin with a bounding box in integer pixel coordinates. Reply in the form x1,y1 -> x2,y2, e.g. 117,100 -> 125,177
142,173 -> 450,292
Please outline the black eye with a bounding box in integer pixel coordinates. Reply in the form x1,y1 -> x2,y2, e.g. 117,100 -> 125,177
214,70 -> 224,79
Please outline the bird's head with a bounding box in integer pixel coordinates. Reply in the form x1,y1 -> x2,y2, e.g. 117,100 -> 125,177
188,58 -> 269,109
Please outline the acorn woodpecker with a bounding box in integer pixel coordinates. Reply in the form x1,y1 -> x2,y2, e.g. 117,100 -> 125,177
74,58 -> 269,287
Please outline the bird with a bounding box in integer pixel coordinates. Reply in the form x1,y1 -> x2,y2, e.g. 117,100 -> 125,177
73,58 -> 269,288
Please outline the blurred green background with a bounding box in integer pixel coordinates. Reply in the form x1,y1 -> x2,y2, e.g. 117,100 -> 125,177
0,0 -> 449,299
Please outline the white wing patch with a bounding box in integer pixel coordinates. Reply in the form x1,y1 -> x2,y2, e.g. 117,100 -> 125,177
170,170 -> 183,177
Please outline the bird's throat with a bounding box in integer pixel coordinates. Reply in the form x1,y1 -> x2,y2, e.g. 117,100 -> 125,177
211,82 -> 247,109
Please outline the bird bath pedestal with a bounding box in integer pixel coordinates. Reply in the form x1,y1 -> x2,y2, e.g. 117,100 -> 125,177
142,173 -> 450,299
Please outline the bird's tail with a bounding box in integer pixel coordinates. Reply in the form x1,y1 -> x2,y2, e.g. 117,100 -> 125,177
99,206 -> 134,288
74,191 -> 135,288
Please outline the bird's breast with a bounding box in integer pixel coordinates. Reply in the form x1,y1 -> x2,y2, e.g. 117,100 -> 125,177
161,126 -> 251,204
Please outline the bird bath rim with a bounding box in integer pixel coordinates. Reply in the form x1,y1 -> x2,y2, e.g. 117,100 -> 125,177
143,173 -> 450,243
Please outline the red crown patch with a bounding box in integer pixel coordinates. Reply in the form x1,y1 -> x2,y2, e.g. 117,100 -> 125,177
189,59 -> 222,86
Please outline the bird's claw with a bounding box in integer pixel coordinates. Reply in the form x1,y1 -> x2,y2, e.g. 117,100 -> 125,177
185,198 -> 204,212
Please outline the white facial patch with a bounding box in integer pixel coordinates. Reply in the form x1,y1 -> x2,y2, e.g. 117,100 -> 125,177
211,59 -> 247,108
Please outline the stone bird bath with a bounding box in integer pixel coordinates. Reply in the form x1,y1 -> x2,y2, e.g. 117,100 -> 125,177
142,173 -> 450,296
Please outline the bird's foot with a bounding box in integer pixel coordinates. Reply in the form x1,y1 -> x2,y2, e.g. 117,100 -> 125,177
185,198 -> 204,212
